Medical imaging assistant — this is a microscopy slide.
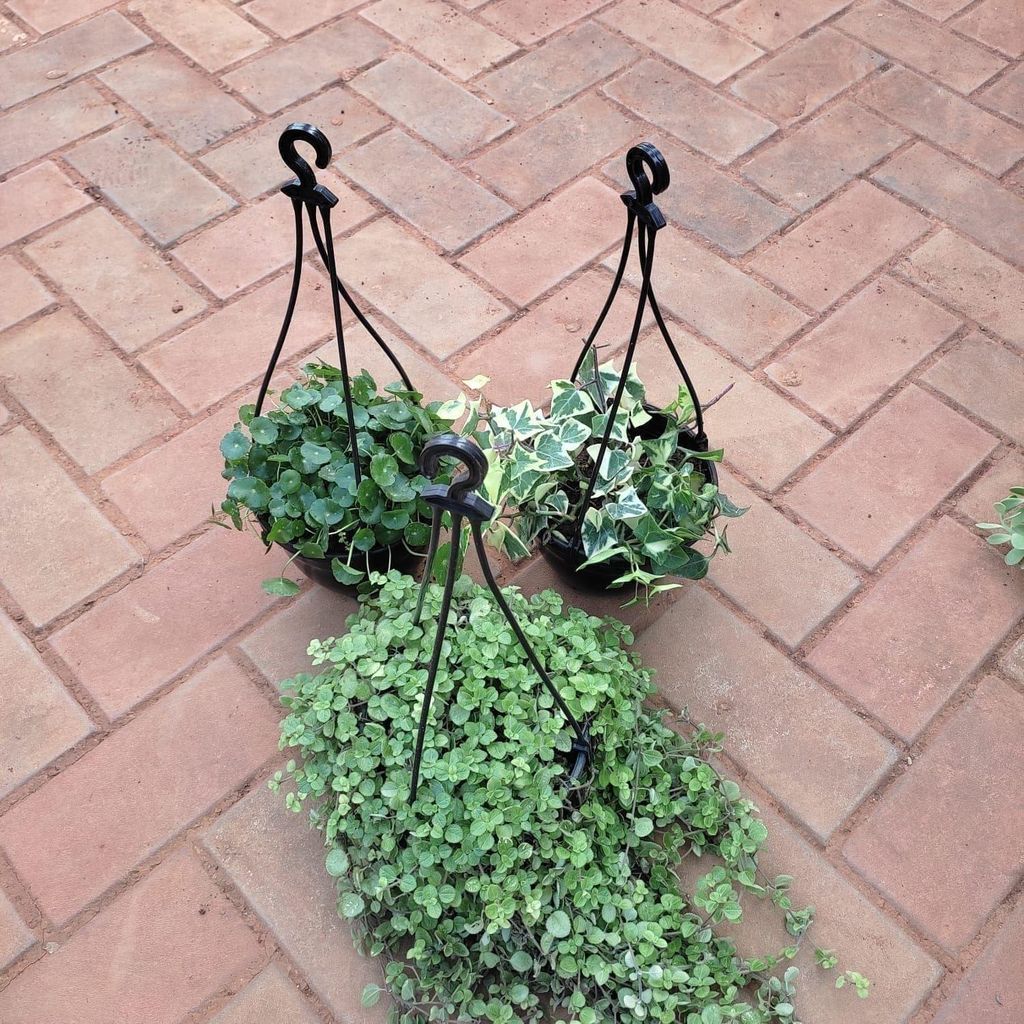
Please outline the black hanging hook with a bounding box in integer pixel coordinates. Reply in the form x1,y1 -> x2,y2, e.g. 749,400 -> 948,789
279,122 -> 337,209
622,142 -> 668,230
407,434 -> 592,801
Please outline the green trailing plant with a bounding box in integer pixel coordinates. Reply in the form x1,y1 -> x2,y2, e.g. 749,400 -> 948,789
271,571 -> 865,1024
977,486 -> 1024,567
216,363 -> 459,594
467,352 -> 744,604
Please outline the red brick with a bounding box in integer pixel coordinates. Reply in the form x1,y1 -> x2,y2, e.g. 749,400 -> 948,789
861,66 -> 1024,176
479,0 -> 606,45
478,21 -> 636,121
0,10 -> 150,108
460,178 -> 622,306
351,53 -> 513,158
0,162 -> 90,248
901,0 -> 973,17
952,0 -> 1024,58
922,331 -> 1024,443
209,965 -> 320,1024
604,135 -> 792,257
809,518 -> 1022,739
933,895 -> 1024,1023
750,181 -> 930,311
875,143 -> 1024,266
363,0 -> 517,80
241,586 -> 357,684
67,123 -> 236,247
337,218 -> 510,356
140,268 -> 336,413
0,80 -> 118,175
128,0 -> 267,71
341,130 -> 512,252
244,0 -> 362,37
838,0 -> 1005,93
0,611 -> 92,800
731,27 -> 883,122
845,676 -> 1024,951
98,49 -> 253,153
7,0 -> 116,33
172,176 -> 373,299
787,386 -> 996,567
599,0 -> 762,84
605,58 -> 776,163
674,797 -> 940,1024
0,851 -> 265,1024
0,657 -> 277,924
896,230 -> 1024,347
615,227 -> 807,367
201,87 -> 387,200
101,404 -> 239,550
740,99 -> 906,213
50,528 -> 295,718
636,334 -> 832,490
221,19 -> 388,114
765,276 -> 961,428
0,14 -> 24,52
710,471 -> 859,647
979,63 -> 1024,124
204,785 -> 388,1024
718,0 -> 849,49
26,207 -> 206,352
0,890 -> 32,973
0,255 -> 52,332
0,310 -> 177,473
637,586 -> 895,839
956,450 -> 1024,525
0,428 -> 138,627
452,269 -> 651,406
470,93 -> 636,207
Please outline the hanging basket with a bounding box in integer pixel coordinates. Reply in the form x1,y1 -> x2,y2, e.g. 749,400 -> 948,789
237,123 -> 433,595
537,144 -> 720,593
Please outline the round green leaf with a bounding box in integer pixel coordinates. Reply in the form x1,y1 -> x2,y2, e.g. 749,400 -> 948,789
325,848 -> 350,877
220,429 -> 250,461
338,892 -> 365,918
510,951 -> 532,972
249,416 -> 279,445
261,576 -> 299,597
278,469 -> 302,494
546,910 -> 571,939
227,476 -> 271,510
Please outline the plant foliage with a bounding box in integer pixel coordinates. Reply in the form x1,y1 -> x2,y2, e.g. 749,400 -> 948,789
977,486 -> 1024,567
471,353 -> 745,603
271,571 -> 857,1024
217,363 -> 459,594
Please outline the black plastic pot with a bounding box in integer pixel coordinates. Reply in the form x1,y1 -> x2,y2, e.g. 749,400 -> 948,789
261,519 -> 423,594
539,409 -> 718,594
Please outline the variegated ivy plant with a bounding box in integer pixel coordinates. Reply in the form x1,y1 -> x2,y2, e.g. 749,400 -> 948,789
458,352 -> 744,603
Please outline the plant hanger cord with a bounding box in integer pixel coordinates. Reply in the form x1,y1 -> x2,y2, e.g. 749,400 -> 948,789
253,122 -> 416,489
568,143 -> 708,543
407,435 -> 592,801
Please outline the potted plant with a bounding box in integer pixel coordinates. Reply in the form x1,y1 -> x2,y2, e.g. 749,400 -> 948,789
978,485 -> 1024,567
471,350 -> 744,604
217,363 -> 458,595
271,570 -> 867,1023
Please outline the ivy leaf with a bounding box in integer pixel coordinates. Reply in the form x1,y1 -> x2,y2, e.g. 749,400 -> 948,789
581,507 -> 617,558
606,486 -> 648,522
534,431 -> 575,472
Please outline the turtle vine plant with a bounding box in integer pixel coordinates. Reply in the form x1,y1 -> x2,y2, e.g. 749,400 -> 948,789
470,351 -> 744,604
977,485 -> 1024,568
271,570 -> 868,1023
217,362 -> 459,594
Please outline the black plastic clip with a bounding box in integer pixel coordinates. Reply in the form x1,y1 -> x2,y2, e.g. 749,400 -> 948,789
279,122 -> 338,210
620,142 -> 668,231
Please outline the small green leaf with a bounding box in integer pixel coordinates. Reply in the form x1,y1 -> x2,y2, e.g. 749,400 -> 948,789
546,910 -> 571,939
338,892 -> 365,918
361,984 -> 382,1008
325,848 -> 349,876
220,429 -> 250,461
262,576 -> 299,597
249,416 -> 278,445
510,951 -> 532,972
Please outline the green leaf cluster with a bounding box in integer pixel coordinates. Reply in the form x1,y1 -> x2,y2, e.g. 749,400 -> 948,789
217,363 -> 456,592
271,570 -> 836,1024
475,352 -> 746,604
977,486 -> 1024,567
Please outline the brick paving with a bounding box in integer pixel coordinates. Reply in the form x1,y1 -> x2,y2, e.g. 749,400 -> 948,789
0,1 -> 1022,1021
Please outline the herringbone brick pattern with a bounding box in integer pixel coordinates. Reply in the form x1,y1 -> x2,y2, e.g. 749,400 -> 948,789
0,1 -> 1022,1021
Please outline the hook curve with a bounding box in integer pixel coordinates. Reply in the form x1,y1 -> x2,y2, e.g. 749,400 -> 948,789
626,142 -> 669,207
279,122 -> 331,188
419,434 -> 488,501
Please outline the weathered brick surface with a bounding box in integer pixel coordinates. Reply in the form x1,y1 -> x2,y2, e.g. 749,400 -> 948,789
50,529 -> 294,717
786,386 -> 996,567
25,207 -> 207,352
808,517 -> 1023,739
845,676 -> 1024,952
0,657 -> 277,924
0,851 -> 265,1024
3,3 -> 1024,1018
0,611 -> 93,800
